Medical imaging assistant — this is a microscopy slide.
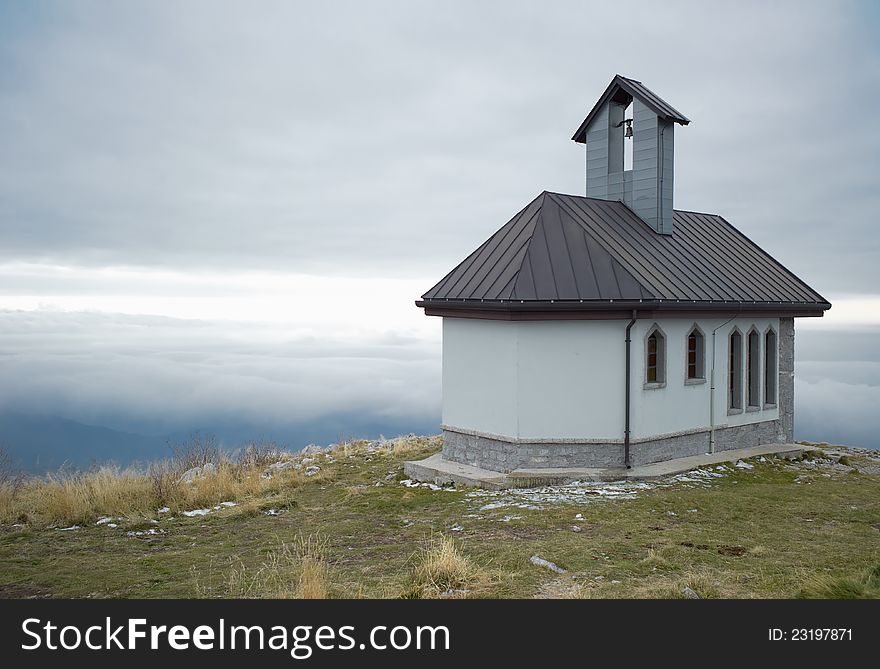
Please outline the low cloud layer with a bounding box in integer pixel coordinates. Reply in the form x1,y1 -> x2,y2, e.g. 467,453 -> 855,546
0,309 -> 441,439
1,309 -> 876,452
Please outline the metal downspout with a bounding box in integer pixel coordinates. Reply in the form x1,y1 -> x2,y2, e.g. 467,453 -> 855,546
624,310 -> 638,469
709,316 -> 736,454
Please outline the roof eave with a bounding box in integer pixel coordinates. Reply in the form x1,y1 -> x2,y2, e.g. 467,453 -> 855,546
416,299 -> 831,318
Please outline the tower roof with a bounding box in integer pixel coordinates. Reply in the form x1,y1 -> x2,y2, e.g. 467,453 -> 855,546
572,74 -> 690,144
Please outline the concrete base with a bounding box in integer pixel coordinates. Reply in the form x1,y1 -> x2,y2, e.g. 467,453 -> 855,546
404,443 -> 808,490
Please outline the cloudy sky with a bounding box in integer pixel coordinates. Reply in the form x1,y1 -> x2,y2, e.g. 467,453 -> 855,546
1,1 -> 878,460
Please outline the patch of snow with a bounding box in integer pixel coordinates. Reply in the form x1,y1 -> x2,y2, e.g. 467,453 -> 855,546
479,502 -> 507,511
219,501 -> 236,507
126,528 -> 165,537
735,460 -> 754,470
575,513 -> 584,520
450,524 -> 464,532
464,464 -> 733,511
687,509 -> 698,513
400,479 -> 448,491
530,555 -> 566,574
499,515 -> 522,522
96,517 -> 114,525
182,508 -> 211,517
57,525 -> 80,531
157,507 -> 170,514
264,508 -> 282,516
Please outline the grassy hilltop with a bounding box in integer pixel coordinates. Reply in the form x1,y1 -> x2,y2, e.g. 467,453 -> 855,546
0,436 -> 878,599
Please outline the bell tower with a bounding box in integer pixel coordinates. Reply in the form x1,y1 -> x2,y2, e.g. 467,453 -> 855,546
572,75 -> 689,235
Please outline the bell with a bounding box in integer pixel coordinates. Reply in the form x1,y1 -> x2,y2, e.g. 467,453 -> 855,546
624,120 -> 633,139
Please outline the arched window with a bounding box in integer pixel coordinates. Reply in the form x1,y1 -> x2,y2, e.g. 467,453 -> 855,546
764,328 -> 778,406
729,329 -> 743,411
747,328 -> 761,408
646,325 -> 666,385
686,326 -> 705,380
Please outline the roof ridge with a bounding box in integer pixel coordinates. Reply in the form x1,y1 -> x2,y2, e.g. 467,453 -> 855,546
545,192 -> 655,300
420,193 -> 542,300
509,192 -> 546,300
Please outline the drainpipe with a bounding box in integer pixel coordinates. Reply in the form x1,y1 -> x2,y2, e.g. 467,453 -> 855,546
709,316 -> 736,453
624,310 -> 638,469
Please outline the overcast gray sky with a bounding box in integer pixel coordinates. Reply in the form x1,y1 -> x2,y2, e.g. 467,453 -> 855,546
0,1 -> 878,452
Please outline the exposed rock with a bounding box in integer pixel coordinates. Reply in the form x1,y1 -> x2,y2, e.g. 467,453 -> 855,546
262,460 -> 300,479
304,465 -> 321,477
682,586 -> 701,599
300,444 -> 326,456
530,555 -> 566,574
179,463 -> 216,483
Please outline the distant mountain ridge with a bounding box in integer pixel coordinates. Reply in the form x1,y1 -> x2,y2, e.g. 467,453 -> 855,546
0,410 -> 439,473
0,412 -> 167,472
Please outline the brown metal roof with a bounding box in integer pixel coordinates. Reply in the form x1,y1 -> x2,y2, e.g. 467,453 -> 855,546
572,75 -> 690,144
417,191 -> 830,315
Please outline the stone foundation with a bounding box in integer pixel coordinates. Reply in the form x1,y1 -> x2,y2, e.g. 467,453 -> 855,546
442,419 -> 788,472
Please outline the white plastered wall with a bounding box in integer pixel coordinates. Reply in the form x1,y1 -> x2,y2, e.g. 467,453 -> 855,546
442,318 -> 624,440
629,317 -> 780,439
442,315 -> 782,443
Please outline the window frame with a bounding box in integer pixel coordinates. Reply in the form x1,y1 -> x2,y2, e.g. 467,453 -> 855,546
685,324 -> 706,384
763,326 -> 778,408
747,327 -> 761,410
728,327 -> 743,413
644,324 -> 667,389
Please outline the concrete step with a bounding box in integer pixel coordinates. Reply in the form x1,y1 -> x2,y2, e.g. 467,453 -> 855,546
404,443 -> 810,489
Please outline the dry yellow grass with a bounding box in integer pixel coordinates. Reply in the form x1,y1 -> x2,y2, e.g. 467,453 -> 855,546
196,534 -> 331,599
296,535 -> 330,599
0,458 -> 305,527
402,535 -> 488,598
639,547 -> 671,569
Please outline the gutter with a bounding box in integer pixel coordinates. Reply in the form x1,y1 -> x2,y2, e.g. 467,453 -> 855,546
415,299 -> 832,314
624,309 -> 638,469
